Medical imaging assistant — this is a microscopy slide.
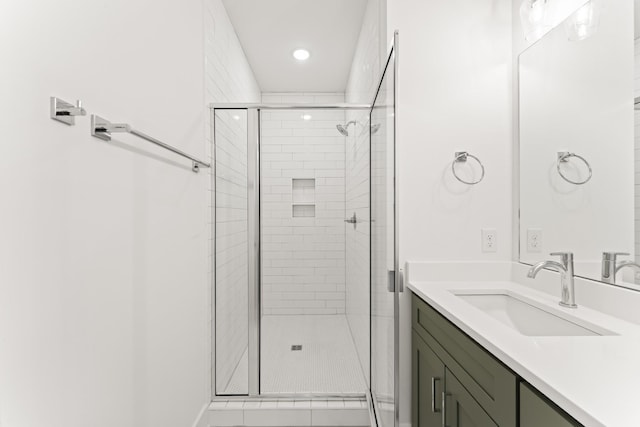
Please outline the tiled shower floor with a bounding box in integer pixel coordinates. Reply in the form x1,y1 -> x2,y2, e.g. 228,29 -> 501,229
261,315 -> 366,394
226,315 -> 366,394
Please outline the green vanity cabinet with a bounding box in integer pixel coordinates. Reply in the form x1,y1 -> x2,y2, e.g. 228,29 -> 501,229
444,368 -> 498,427
412,294 -> 516,426
412,293 -> 582,427
413,332 -> 497,427
520,383 -> 581,427
412,332 -> 445,427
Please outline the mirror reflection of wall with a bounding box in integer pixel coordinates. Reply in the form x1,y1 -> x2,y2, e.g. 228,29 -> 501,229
634,0 -> 640,284
519,0 -> 636,287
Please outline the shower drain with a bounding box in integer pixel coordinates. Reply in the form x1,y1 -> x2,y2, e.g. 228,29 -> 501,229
291,345 -> 302,351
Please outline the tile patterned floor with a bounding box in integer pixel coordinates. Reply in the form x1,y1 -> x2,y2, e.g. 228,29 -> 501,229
213,315 -> 369,426
260,315 -> 366,394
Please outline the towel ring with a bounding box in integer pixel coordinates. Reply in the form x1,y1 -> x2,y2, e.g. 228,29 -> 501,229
557,152 -> 592,185
452,151 -> 485,185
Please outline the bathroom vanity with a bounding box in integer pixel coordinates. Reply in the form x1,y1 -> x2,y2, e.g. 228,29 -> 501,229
412,293 -> 577,427
407,262 -> 640,427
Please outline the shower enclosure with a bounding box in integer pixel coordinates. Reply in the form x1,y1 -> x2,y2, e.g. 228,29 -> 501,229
211,35 -> 398,427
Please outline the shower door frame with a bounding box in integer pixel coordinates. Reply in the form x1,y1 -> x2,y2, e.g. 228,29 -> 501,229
211,103 -> 371,399
368,31 -> 400,427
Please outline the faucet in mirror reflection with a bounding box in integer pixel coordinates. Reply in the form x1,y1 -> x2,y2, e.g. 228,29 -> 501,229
601,252 -> 640,285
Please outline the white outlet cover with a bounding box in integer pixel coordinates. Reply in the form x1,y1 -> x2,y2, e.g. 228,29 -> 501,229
481,228 -> 497,253
527,228 -> 542,253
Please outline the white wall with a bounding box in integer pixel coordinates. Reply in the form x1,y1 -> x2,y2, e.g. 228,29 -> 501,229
0,1 -> 207,426
0,1 -> 259,426
205,0 -> 261,398
387,0 -> 513,424
518,0 -> 634,281
260,92 -> 347,316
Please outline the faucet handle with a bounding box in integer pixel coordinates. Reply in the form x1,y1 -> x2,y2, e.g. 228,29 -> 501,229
550,252 -> 574,267
602,252 -> 629,261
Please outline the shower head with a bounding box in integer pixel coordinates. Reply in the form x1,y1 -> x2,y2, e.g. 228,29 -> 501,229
336,120 -> 357,136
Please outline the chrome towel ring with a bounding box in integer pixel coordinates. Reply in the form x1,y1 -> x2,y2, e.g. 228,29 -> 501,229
452,151 -> 485,185
557,152 -> 592,185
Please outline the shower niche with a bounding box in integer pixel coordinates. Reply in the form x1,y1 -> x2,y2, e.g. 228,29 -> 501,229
292,178 -> 315,218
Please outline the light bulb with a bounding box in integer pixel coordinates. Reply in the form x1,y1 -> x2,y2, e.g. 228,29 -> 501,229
293,49 -> 310,61
565,0 -> 601,42
520,0 -> 551,42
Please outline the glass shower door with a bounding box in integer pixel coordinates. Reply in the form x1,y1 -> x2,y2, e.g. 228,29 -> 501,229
370,35 -> 398,427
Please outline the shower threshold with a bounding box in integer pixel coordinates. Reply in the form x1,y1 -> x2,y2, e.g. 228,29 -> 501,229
207,395 -> 371,427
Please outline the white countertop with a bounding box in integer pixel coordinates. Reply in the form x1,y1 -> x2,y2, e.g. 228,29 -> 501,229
408,279 -> 640,427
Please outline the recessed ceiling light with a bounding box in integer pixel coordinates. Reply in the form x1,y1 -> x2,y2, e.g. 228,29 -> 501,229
232,115 -> 240,121
293,49 -> 310,61
301,114 -> 312,121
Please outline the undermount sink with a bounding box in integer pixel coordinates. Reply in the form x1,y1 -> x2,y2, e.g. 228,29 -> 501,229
453,290 -> 615,337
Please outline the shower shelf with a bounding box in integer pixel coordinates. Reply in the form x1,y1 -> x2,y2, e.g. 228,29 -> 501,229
292,204 -> 315,218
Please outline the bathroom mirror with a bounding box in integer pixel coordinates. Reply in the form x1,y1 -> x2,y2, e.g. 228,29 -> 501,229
518,0 -> 637,288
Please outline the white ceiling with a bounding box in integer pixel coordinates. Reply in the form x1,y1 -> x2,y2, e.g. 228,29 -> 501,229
222,0 -> 368,93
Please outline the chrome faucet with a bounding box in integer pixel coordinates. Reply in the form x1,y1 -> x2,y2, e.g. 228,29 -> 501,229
527,252 -> 577,308
601,252 -> 640,284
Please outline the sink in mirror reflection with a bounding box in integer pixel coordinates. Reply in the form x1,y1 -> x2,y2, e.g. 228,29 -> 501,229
452,290 -> 616,337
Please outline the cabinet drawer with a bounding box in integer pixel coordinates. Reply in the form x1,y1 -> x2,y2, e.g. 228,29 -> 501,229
412,294 -> 516,426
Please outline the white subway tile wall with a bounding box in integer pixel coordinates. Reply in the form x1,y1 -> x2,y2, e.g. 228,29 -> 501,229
260,93 -> 347,315
214,110 -> 250,393
205,0 -> 261,395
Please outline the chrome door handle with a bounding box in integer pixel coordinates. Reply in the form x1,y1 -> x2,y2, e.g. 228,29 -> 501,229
431,377 -> 441,413
442,392 -> 450,427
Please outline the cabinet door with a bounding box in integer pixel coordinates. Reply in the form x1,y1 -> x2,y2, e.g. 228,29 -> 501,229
412,295 -> 516,426
520,383 -> 581,427
413,333 -> 446,427
444,369 -> 498,427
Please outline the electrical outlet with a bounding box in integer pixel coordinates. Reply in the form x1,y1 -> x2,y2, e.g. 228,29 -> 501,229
482,229 -> 497,253
527,228 -> 542,252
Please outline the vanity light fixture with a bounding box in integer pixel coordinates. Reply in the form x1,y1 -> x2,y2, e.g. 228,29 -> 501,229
293,49 -> 310,61
565,0 -> 602,42
520,0 -> 551,42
